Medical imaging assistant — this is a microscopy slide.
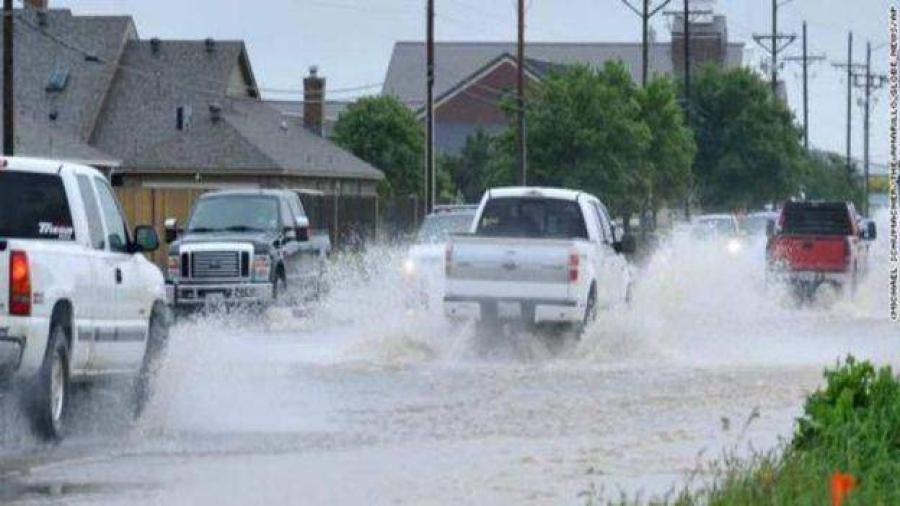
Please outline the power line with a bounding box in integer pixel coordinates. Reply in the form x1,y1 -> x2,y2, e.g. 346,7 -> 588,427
782,21 -> 826,150
752,0 -> 797,96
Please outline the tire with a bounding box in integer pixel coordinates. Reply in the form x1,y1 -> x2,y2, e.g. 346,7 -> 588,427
26,324 -> 70,441
574,287 -> 597,340
272,269 -> 286,303
135,306 -> 169,418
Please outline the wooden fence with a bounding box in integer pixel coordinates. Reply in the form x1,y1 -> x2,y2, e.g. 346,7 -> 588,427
115,187 -> 422,267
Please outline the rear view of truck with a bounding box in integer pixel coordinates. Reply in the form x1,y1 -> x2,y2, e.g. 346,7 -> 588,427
767,201 -> 876,299
444,187 -> 632,335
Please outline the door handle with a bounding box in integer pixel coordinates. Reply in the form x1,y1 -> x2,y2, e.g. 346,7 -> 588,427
115,268 -> 123,284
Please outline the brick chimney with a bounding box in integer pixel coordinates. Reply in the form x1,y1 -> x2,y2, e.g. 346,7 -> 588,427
303,66 -> 325,136
24,0 -> 49,10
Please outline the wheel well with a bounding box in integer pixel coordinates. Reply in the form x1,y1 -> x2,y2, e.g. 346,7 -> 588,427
50,300 -> 74,351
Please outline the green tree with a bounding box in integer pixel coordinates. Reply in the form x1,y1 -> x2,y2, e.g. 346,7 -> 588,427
494,62 -> 651,219
688,66 -> 806,210
332,96 -> 423,197
637,77 -> 696,215
442,129 -> 497,202
799,151 -> 865,207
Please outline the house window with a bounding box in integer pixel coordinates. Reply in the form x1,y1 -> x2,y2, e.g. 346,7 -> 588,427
46,68 -> 69,93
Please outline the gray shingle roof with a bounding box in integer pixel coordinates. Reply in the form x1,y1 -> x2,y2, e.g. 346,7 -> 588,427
0,8 -> 134,164
0,7 -> 381,181
123,99 -> 383,180
383,41 -> 745,107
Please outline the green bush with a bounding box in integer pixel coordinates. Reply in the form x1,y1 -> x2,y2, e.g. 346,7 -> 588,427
590,357 -> 900,505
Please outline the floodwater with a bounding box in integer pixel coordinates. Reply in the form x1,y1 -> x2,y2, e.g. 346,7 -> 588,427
0,213 -> 897,505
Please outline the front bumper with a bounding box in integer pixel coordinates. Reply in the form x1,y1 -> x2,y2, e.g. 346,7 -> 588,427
444,296 -> 582,323
167,282 -> 274,306
0,316 -> 49,379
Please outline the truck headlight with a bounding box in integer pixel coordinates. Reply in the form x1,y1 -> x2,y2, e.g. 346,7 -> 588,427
167,255 -> 180,281
726,238 -> 743,255
402,258 -> 416,278
253,255 -> 271,281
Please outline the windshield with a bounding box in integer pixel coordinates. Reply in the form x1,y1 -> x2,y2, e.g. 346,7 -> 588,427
742,216 -> 771,235
416,213 -> 474,243
691,217 -> 736,239
187,196 -> 279,233
0,171 -> 75,241
475,197 -> 587,240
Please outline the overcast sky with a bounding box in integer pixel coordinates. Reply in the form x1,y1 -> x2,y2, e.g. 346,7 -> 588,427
51,0 -> 891,166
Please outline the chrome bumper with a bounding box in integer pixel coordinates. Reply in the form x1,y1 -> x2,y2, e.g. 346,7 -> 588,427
444,296 -> 582,323
167,282 -> 274,306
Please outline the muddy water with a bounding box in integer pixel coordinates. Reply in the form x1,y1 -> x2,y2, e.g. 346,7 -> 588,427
0,213 -> 896,505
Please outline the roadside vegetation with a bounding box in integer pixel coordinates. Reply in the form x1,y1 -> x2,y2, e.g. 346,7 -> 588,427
586,357 -> 900,505
335,65 -> 864,224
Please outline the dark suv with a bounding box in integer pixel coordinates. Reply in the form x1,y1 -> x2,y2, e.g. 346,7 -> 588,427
164,189 -> 328,308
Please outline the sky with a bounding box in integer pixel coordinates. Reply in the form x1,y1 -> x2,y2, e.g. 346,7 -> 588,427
51,0 -> 891,167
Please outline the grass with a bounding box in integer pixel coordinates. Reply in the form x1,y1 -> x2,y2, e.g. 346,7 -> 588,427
586,356 -> 900,505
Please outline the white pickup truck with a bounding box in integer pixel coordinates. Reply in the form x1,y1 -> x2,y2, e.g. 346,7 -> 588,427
0,157 -> 168,440
444,187 -> 634,335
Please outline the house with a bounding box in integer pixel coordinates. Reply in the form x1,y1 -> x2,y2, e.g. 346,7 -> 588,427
2,1 -> 384,197
383,10 -> 743,155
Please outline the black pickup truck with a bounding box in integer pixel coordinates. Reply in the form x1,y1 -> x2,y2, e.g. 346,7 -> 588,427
164,189 -> 329,308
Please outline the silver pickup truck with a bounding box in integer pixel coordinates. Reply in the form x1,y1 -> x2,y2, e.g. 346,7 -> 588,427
444,187 -> 634,336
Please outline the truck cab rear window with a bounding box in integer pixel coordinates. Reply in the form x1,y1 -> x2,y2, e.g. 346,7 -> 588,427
782,205 -> 852,236
476,197 -> 588,240
0,171 -> 75,241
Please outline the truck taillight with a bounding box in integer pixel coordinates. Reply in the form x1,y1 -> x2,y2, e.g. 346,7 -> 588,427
9,250 -> 31,316
568,251 -> 580,283
445,244 -> 453,276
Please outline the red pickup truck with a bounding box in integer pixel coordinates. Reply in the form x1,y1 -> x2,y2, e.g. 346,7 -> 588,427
766,201 -> 877,300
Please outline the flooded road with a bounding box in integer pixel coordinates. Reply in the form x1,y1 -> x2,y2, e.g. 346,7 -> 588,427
1,224 -> 897,505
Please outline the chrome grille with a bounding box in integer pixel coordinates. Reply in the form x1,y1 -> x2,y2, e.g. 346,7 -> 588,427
190,251 -> 241,279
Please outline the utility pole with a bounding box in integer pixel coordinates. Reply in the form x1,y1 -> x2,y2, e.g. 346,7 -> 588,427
853,42 -> 887,216
425,0 -> 435,213
846,32 -> 852,178
682,0 -> 689,122
783,21 -> 826,151
3,0 -> 13,156
752,0 -> 796,98
832,32 -> 865,179
516,0 -> 526,186
663,1 -> 709,219
621,0 -> 672,87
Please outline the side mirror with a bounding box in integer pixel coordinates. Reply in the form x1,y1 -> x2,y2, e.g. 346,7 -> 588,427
133,225 -> 160,253
283,227 -> 297,242
296,216 -> 310,242
614,234 -> 637,255
863,221 -> 877,241
765,219 -> 776,238
164,217 -> 179,243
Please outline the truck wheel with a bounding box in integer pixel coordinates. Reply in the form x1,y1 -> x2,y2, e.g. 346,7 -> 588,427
574,288 -> 597,340
135,306 -> 169,418
272,270 -> 287,303
26,324 -> 70,441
